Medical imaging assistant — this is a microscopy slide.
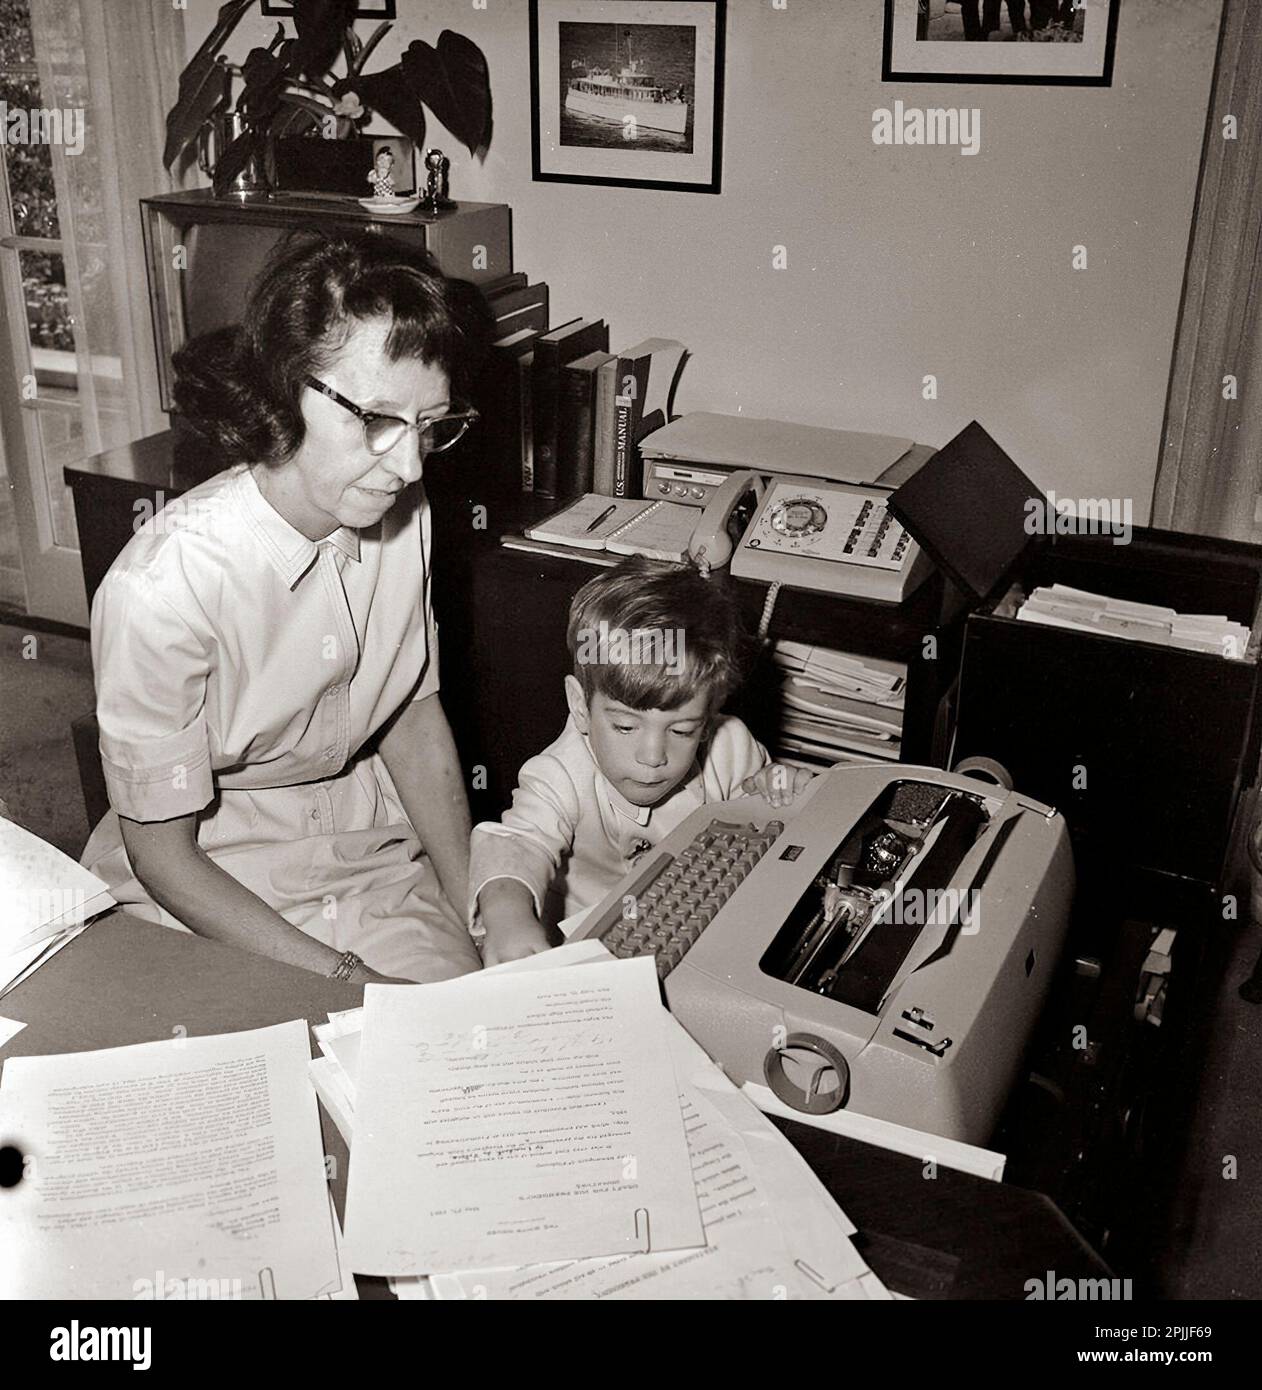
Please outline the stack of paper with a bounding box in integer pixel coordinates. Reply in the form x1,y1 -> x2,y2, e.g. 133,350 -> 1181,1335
1017,584 -> 1251,659
0,1021 -> 353,1299
315,944 -> 888,1301
0,819 -> 114,996
771,641 -> 906,767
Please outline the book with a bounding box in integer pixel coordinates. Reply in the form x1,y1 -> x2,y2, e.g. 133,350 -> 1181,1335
605,338 -> 686,498
532,319 -> 610,498
486,280 -> 550,338
592,356 -> 620,495
482,270 -> 528,296
476,328 -> 539,493
519,351 -> 535,491
558,350 -> 615,500
524,492 -> 697,563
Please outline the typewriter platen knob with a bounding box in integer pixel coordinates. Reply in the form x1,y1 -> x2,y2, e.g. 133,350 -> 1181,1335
763,1033 -> 850,1116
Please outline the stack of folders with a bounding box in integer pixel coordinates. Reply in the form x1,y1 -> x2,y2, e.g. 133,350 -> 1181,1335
772,640 -> 906,768
1017,584 -> 1252,659
313,942 -> 890,1301
0,818 -> 114,996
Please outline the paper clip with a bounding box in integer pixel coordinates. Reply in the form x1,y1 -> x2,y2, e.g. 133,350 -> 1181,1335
794,1258 -> 838,1294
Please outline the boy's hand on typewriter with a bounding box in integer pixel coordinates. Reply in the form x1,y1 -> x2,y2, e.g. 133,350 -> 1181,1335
481,916 -> 552,969
742,763 -> 817,809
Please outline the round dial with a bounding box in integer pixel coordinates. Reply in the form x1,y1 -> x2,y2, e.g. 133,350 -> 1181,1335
768,496 -> 828,538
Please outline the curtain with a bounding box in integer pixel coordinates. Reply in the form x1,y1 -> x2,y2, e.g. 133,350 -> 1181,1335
1151,0 -> 1262,539
28,0 -> 188,446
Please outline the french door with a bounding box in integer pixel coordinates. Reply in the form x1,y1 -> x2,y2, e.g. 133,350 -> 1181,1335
0,0 -> 125,625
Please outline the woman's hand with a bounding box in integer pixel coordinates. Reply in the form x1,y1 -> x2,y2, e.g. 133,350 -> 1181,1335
742,763 -> 818,809
355,965 -> 416,985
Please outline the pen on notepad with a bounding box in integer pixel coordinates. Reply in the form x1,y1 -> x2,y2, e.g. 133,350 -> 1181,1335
585,504 -> 617,533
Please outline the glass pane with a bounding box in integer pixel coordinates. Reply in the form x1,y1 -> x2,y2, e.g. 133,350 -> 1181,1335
0,481 -> 23,609
19,249 -> 78,549
0,0 -> 36,66
20,248 -> 71,351
32,406 -> 82,551
0,74 -> 60,239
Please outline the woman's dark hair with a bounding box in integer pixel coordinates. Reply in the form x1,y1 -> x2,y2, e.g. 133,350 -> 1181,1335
173,231 -> 485,464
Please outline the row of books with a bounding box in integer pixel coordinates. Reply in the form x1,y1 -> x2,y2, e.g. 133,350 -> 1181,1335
480,275 -> 685,501
770,641 -> 907,769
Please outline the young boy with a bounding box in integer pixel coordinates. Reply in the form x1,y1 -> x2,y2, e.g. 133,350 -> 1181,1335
468,557 -> 815,966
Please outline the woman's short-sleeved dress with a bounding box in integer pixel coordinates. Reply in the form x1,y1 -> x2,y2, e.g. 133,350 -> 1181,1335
80,463 -> 482,983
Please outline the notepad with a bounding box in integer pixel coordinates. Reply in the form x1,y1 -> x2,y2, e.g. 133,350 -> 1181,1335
525,492 -> 697,562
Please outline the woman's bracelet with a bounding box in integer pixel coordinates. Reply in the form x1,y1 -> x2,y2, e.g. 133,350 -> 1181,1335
328,950 -> 365,982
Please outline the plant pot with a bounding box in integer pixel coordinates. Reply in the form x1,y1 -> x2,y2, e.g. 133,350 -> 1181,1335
198,109 -> 272,202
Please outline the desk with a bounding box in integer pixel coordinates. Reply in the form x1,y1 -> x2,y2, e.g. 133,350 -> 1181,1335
0,914 -> 1110,1300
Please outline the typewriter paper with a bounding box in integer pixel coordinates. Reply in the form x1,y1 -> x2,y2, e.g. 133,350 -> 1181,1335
342,955 -> 703,1274
427,1015 -> 884,1301
0,1020 -> 342,1299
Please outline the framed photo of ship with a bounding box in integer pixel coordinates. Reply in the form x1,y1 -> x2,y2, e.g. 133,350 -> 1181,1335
883,0 -> 1120,85
530,0 -> 726,194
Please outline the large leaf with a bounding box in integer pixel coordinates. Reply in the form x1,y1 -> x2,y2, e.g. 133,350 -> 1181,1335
273,93 -> 327,138
163,0 -> 255,168
348,67 -> 426,150
350,21 -> 393,77
238,45 -> 289,129
400,31 -> 491,156
290,0 -> 356,81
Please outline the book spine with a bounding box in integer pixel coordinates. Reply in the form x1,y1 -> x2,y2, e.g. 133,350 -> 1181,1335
556,368 -> 591,502
593,358 -> 619,495
613,395 -> 633,499
519,352 -> 535,491
612,359 -> 649,499
568,366 -> 603,499
532,347 -> 560,499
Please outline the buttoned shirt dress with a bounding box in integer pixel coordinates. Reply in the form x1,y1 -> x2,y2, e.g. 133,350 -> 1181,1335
80,464 -> 481,983
468,713 -> 770,933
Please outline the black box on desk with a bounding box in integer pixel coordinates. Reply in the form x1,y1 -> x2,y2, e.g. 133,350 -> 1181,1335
889,422 -> 1262,896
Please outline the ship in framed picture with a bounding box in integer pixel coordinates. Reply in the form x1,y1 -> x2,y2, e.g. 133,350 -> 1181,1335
884,0 -> 1120,85
531,0 -> 726,194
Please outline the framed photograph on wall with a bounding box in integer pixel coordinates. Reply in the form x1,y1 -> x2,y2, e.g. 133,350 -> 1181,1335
883,0 -> 1120,85
261,2 -> 396,16
530,0 -> 726,194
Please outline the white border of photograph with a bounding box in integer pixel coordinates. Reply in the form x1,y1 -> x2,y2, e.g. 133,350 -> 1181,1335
532,0 -> 724,193
883,0 -> 1119,85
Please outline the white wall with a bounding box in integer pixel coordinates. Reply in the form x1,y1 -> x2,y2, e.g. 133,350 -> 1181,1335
182,0 -> 1224,522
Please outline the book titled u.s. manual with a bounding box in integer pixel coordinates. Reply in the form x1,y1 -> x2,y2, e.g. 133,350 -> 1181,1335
523,492 -> 698,562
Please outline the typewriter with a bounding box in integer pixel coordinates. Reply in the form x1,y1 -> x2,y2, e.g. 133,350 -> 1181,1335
573,765 -> 1074,1144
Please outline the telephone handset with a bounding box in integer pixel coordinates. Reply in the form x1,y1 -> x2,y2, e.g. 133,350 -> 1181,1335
687,469 -> 766,574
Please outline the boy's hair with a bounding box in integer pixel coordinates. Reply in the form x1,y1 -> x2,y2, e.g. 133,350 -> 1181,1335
566,555 -> 749,711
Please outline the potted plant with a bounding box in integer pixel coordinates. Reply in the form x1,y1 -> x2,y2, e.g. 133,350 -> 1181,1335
164,0 -> 492,198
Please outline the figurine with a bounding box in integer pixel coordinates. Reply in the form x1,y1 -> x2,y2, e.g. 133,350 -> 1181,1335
420,147 -> 453,213
367,145 -> 396,199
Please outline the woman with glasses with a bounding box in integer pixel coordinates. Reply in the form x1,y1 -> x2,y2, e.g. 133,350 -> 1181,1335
81,232 -> 487,985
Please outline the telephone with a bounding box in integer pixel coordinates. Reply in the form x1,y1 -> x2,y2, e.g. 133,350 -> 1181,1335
687,469 -> 765,573
688,469 -> 932,604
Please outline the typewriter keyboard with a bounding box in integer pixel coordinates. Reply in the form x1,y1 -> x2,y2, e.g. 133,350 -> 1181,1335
590,818 -> 784,980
